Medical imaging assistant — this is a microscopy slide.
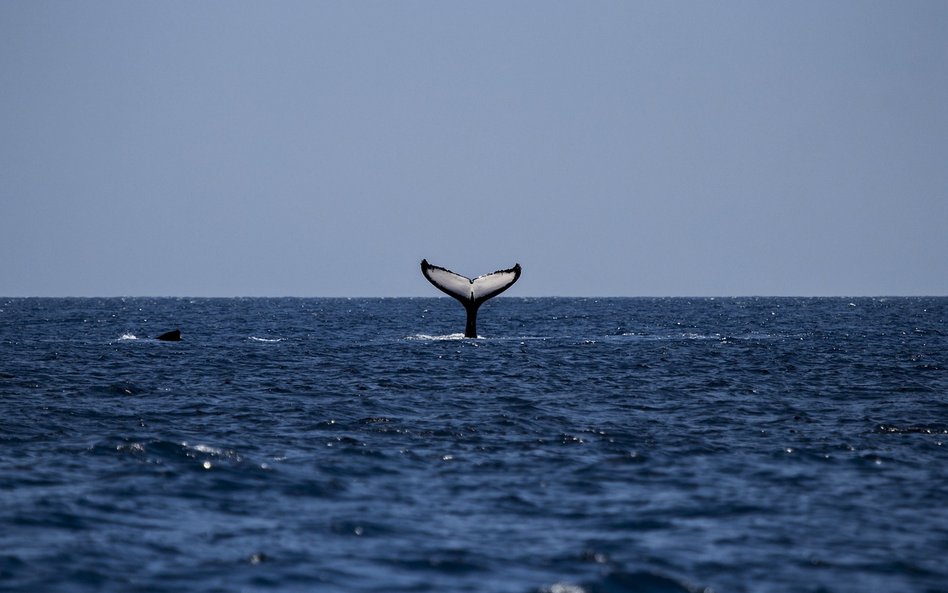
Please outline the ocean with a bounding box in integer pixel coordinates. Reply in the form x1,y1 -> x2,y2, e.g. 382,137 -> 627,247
1,297 -> 945,593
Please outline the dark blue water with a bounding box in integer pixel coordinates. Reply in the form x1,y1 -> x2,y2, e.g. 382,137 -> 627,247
1,297 -> 946,593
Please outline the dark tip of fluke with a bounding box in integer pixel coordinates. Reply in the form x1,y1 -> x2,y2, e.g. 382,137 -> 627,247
156,329 -> 181,342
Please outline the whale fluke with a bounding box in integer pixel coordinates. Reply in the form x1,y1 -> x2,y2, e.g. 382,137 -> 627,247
421,259 -> 521,338
156,329 -> 181,341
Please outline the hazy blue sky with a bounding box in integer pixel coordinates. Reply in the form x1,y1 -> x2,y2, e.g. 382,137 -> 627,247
2,2 -> 946,296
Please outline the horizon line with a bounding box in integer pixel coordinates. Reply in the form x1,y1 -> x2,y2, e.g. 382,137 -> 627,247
2,294 -> 946,299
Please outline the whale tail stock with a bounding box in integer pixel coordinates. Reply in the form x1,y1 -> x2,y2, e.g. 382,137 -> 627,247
420,259 -> 522,338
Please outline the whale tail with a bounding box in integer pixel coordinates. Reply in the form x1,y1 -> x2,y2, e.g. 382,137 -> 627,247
421,259 -> 522,338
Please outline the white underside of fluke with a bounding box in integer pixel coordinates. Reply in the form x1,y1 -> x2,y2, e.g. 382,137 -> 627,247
421,261 -> 521,303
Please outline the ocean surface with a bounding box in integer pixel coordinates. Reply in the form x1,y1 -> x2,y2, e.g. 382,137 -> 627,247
1,297 -> 946,593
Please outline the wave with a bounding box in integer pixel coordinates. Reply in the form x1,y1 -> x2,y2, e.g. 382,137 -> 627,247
249,336 -> 283,343
542,569 -> 707,593
90,437 -> 268,471
876,424 -> 947,435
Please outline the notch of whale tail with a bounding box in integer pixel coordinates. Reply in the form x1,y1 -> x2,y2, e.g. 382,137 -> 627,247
421,259 -> 521,338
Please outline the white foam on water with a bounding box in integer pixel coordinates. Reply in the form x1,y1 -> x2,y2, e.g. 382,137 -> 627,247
406,333 -> 469,341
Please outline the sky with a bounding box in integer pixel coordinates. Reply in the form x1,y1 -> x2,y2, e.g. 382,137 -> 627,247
1,1 -> 946,297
